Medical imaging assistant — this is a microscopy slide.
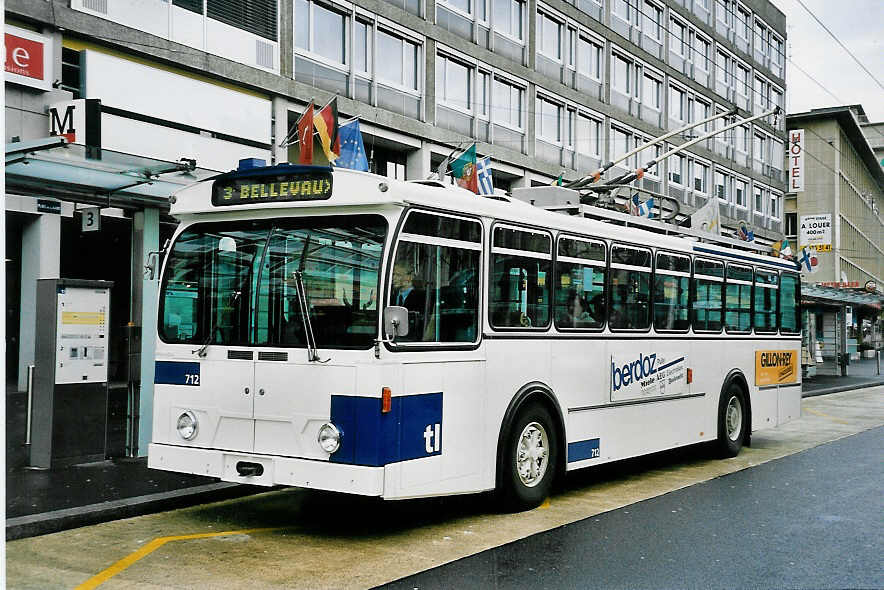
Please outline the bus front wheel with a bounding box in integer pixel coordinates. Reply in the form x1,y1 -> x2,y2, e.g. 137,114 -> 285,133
498,402 -> 559,511
716,383 -> 747,457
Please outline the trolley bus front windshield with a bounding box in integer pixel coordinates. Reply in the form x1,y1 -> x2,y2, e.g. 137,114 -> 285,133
159,215 -> 386,349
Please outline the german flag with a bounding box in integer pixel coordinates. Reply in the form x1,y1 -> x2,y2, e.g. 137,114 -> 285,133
313,97 -> 340,163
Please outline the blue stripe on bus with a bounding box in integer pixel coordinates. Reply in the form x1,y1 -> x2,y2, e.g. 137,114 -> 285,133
692,246 -> 799,271
568,438 -> 601,463
329,392 -> 443,467
155,361 -> 201,386
655,356 -> 685,371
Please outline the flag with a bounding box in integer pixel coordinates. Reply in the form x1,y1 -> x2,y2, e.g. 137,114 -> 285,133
477,156 -> 494,195
551,173 -> 563,186
337,119 -> 369,171
450,144 -> 478,193
313,97 -> 340,163
296,101 -> 314,165
690,198 -> 721,235
797,246 -> 820,274
629,193 -> 654,218
735,221 -> 755,242
772,238 -> 793,259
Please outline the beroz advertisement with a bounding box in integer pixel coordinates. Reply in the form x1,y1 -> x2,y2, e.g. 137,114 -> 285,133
610,351 -> 688,402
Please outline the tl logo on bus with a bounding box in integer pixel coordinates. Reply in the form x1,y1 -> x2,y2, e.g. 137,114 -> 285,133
611,353 -> 658,391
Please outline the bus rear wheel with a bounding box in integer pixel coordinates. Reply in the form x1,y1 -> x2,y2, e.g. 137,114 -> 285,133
716,383 -> 747,458
498,402 -> 559,512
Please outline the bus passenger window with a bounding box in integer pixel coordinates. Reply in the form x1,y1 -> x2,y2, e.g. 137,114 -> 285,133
608,245 -> 652,330
779,273 -> 800,333
555,237 -> 606,329
754,270 -> 778,333
725,264 -> 753,333
692,259 -> 723,332
390,212 -> 481,343
654,253 -> 690,331
490,226 -> 551,329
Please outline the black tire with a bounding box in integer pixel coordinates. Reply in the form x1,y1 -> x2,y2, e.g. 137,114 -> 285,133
497,402 -> 559,512
716,383 -> 747,458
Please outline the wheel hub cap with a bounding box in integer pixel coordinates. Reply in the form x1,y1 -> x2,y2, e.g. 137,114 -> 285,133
726,395 -> 743,442
516,422 -> 549,487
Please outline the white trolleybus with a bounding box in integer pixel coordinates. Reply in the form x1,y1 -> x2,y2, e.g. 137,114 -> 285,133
149,161 -> 801,510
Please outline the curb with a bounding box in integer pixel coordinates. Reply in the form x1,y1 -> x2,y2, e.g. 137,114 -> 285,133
6,482 -> 256,541
802,379 -> 884,398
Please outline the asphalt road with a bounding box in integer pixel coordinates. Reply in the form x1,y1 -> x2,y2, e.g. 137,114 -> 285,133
383,426 -> 884,590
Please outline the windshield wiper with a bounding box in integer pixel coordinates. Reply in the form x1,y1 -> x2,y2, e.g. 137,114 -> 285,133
292,234 -> 328,363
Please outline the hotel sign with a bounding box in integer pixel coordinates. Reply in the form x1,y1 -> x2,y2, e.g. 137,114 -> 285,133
788,129 -> 805,193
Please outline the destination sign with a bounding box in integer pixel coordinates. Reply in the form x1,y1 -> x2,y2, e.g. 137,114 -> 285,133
212,170 -> 333,206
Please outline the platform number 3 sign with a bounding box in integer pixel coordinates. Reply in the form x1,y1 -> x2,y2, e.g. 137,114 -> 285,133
81,206 -> 101,233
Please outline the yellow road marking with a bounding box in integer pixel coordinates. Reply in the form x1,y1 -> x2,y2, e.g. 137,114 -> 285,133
538,498 -> 551,510
74,527 -> 281,590
804,407 -> 849,425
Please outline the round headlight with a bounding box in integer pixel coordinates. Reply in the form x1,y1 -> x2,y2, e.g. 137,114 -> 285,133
317,423 -> 341,454
176,411 -> 199,441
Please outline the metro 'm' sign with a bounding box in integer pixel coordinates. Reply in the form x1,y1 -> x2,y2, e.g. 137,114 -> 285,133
4,26 -> 53,91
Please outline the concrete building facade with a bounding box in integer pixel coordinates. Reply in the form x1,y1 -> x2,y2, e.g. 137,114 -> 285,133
5,0 -> 788,458
784,105 -> 884,372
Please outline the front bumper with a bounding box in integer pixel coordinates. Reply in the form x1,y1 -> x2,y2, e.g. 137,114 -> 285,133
148,443 -> 384,496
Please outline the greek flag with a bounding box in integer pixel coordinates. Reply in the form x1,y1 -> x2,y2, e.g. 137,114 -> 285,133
630,193 -> 654,218
477,156 -> 494,195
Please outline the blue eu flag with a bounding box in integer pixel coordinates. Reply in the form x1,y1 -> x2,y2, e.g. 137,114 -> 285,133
337,119 -> 369,172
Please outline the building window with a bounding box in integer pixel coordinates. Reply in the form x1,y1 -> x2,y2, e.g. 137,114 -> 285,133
754,185 -> 764,213
61,47 -> 82,98
693,161 -> 708,193
537,95 -> 563,143
537,12 -> 563,61
354,19 -> 371,75
642,72 -> 662,110
295,0 -> 346,64
493,77 -> 525,130
735,178 -> 748,208
770,192 -> 781,220
669,85 -> 686,122
494,0 -> 524,41
612,53 -> 638,98
693,34 -> 711,73
611,126 -> 633,167
436,54 -> 472,111
613,0 -> 637,25
715,170 -> 729,202
642,1 -> 662,40
754,132 -> 767,164
670,18 -> 687,56
576,114 -> 601,156
378,29 -> 419,90
577,35 -> 602,80
208,0 -> 278,41
785,212 -> 797,237
669,153 -> 685,185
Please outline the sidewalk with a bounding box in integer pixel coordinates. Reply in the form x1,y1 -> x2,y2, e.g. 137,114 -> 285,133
7,358 -> 883,541
802,356 -> 884,397
6,388 -> 258,540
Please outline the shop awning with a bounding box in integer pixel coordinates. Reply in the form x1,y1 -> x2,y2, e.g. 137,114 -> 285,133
5,137 -> 219,210
802,284 -> 883,309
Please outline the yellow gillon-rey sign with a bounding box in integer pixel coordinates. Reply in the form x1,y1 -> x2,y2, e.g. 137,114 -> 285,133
755,350 -> 799,386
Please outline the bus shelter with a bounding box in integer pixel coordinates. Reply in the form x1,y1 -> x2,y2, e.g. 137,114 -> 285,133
5,137 -> 216,464
801,284 -> 884,377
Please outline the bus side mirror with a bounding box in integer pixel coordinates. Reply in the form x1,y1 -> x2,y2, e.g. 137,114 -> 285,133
383,306 -> 409,340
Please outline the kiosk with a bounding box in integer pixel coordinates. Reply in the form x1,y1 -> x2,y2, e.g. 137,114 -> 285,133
30,279 -> 113,468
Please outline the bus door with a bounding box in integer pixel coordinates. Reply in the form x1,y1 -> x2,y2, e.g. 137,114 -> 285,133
249,218 -> 386,459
